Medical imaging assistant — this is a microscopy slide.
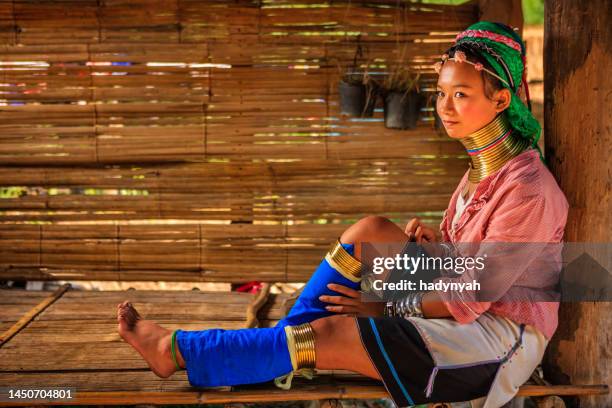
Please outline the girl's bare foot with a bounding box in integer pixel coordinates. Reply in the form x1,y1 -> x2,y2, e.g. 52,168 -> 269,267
116,301 -> 185,378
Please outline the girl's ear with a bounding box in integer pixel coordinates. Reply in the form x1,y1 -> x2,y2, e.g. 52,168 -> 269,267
494,88 -> 512,112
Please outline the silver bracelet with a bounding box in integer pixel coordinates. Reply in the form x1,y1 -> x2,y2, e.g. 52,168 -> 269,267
394,291 -> 425,318
384,301 -> 396,317
411,291 -> 424,317
439,242 -> 455,258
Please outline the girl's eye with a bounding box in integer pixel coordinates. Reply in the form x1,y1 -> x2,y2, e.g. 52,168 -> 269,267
454,92 -> 466,97
435,91 -> 444,97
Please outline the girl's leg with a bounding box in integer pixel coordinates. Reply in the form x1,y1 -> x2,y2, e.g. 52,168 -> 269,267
310,314 -> 380,379
339,215 -> 411,261
116,216 -> 408,386
117,302 -> 379,384
274,239 -> 362,328
277,215 -> 410,328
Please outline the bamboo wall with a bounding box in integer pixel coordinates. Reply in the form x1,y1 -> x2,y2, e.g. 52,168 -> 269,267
0,1 -> 476,282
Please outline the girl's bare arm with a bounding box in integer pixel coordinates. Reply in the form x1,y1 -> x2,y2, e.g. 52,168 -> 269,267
421,291 -> 453,318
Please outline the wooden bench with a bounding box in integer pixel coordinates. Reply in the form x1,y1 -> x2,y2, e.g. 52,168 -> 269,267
0,285 -> 607,407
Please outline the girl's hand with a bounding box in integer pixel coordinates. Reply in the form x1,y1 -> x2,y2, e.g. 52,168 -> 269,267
404,217 -> 448,258
319,283 -> 385,317
404,217 -> 439,243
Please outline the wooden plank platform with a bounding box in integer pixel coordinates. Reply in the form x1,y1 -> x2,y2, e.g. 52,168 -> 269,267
0,288 -> 388,405
0,289 -> 608,406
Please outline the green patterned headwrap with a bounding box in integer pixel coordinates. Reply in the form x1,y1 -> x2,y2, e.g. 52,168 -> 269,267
441,21 -> 543,162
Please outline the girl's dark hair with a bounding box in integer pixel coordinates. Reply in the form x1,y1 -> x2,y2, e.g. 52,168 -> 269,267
445,44 -> 504,100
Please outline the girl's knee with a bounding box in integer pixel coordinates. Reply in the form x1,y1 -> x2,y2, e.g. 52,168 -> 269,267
311,314 -> 356,340
309,315 -> 367,372
340,215 -> 393,244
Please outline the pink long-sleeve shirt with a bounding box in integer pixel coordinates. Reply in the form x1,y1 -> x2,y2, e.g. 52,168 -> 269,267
436,147 -> 569,339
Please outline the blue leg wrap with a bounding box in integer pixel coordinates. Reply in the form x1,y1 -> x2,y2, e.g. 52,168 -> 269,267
275,242 -> 361,329
174,241 -> 360,388
176,326 -> 293,387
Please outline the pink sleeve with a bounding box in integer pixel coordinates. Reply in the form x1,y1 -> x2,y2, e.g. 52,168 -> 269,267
434,186 -> 565,324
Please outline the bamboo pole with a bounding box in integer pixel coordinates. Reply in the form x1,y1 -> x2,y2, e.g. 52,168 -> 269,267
244,283 -> 272,328
0,283 -> 71,347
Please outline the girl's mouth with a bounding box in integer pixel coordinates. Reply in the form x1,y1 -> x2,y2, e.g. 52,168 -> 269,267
443,120 -> 459,127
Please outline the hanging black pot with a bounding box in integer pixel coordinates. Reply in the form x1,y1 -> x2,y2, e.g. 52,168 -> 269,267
383,89 -> 424,130
339,79 -> 376,117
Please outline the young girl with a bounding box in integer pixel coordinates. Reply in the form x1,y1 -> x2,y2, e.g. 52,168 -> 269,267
117,22 -> 568,407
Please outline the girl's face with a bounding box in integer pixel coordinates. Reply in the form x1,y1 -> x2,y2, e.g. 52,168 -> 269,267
436,60 -> 511,139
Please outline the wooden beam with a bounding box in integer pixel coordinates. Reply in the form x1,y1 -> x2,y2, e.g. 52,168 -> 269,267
0,383 -> 607,406
516,384 -> 609,397
543,0 -> 611,407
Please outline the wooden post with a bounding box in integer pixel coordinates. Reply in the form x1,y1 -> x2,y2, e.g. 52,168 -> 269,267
543,0 -> 611,407
477,0 -> 523,35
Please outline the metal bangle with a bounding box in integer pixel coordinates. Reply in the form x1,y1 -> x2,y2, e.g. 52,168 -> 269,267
384,301 -> 395,317
440,242 -> 453,258
394,292 -> 425,319
412,292 -> 424,318
396,296 -> 406,318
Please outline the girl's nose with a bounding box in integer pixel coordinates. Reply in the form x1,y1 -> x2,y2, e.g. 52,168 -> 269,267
437,95 -> 454,115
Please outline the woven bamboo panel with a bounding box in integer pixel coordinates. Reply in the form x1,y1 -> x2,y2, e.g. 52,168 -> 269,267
0,1 -> 476,282
1,223 -> 395,281
0,157 -> 463,222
